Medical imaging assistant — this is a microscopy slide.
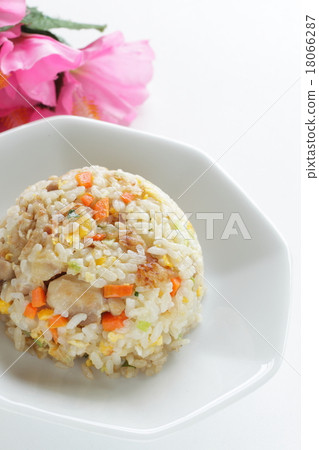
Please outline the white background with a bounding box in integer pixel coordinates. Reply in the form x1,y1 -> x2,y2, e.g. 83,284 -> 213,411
0,1 -> 300,448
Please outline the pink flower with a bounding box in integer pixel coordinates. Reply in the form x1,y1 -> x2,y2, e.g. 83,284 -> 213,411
57,32 -> 154,125
0,105 -> 55,132
0,33 -> 83,108
0,0 -> 26,28
0,30 -> 154,131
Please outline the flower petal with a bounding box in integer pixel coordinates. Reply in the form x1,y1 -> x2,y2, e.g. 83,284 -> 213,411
0,34 -> 83,106
80,33 -> 154,100
65,32 -> 154,124
0,72 -> 36,114
0,0 -> 26,28
29,107 -> 56,123
0,34 -> 83,74
0,25 -> 21,47
0,107 -> 32,132
55,72 -> 79,115
70,71 -> 136,124
0,106 -> 55,132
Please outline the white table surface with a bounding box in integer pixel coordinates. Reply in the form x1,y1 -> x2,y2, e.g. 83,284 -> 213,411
1,1 -> 300,448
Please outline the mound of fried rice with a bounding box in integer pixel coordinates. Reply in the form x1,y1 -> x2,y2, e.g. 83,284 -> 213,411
0,166 -> 204,378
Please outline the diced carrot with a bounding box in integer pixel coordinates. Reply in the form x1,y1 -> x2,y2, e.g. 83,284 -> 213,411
75,171 -> 93,188
121,192 -> 136,204
24,303 -> 37,319
101,311 -> 127,332
48,315 -> 68,328
93,198 -> 109,221
31,286 -> 46,307
50,328 -> 58,343
92,233 -> 106,241
170,277 -> 182,297
80,193 -> 94,206
103,284 -> 134,298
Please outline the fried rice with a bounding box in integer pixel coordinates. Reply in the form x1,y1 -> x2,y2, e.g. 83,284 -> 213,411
0,166 -> 204,378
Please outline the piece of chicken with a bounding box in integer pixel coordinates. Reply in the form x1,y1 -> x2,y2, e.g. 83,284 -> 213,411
29,249 -> 64,283
0,259 -> 14,281
119,228 -> 146,252
136,256 -> 173,288
46,274 -> 108,324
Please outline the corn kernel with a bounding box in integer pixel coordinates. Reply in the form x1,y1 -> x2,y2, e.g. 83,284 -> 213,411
86,358 -> 93,367
4,253 -> 12,261
182,297 -> 189,304
108,332 -> 124,343
162,254 -> 172,268
38,308 -> 54,320
151,335 -> 163,346
0,299 -> 11,314
99,341 -> 113,356
187,221 -> 194,231
79,225 -> 90,239
83,218 -> 93,229
65,234 -> 73,245
142,193 -> 149,199
197,286 -> 203,297
31,329 -> 41,339
95,256 -> 106,266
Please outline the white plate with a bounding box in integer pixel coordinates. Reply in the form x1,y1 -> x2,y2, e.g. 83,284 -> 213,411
0,116 -> 290,438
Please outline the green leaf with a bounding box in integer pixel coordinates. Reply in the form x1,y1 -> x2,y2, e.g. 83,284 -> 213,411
21,25 -> 69,44
22,7 -> 106,32
0,25 -> 14,32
